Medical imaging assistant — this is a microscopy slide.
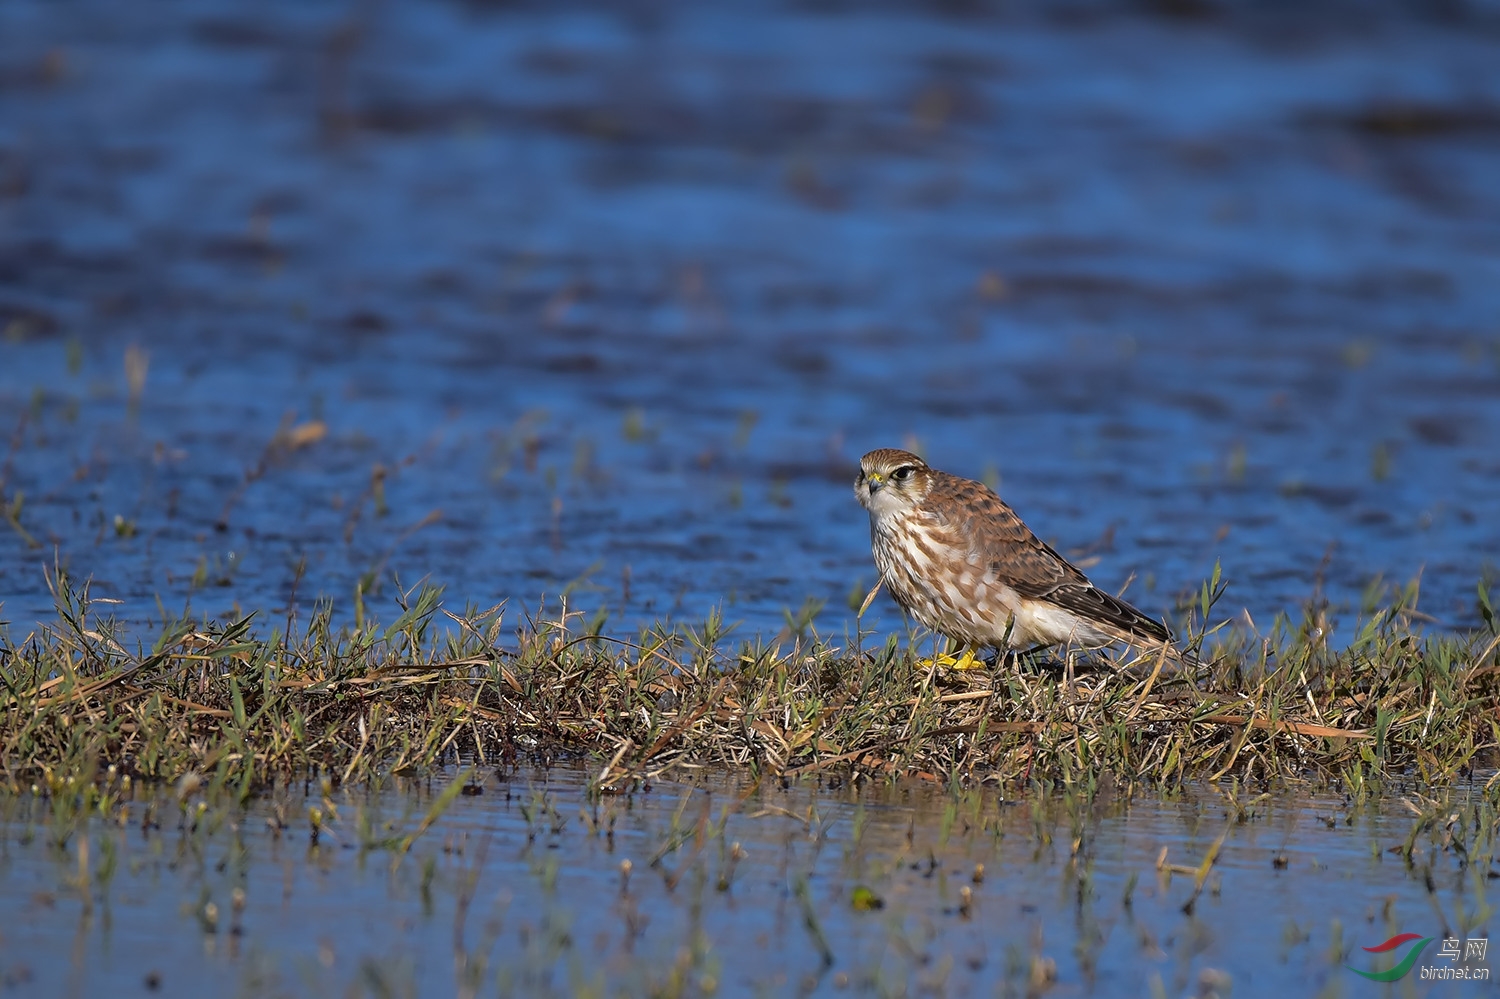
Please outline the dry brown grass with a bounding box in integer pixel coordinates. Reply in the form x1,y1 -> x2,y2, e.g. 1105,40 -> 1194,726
3,567 -> 1499,798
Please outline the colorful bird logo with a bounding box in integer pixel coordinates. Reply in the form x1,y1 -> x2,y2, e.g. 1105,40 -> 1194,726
1347,934 -> 1434,982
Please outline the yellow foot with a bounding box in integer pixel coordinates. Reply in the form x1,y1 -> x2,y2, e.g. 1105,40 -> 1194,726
918,649 -> 985,671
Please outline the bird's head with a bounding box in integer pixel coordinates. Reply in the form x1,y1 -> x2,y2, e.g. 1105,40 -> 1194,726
855,448 -> 931,517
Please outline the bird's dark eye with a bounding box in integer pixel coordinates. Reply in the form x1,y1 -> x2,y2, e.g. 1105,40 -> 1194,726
893,466 -> 915,481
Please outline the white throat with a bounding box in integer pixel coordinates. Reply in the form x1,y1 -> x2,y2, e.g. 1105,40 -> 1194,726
865,487 -> 913,526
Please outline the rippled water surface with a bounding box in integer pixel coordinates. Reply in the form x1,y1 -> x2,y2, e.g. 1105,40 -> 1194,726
0,767 -> 1495,997
1,0 -> 1498,643
4,5 -> 1500,996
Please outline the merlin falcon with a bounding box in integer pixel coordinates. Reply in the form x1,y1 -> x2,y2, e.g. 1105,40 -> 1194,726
854,448 -> 1178,668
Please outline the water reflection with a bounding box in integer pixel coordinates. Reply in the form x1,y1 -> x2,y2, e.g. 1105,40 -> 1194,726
0,766 -> 1490,996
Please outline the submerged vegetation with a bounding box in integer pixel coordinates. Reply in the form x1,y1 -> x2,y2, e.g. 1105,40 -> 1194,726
2,566 -> 1498,798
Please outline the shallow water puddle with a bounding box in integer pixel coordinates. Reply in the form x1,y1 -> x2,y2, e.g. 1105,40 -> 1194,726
0,767 -> 1491,996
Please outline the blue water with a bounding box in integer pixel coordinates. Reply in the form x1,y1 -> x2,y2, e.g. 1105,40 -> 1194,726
1,2 -> 1498,644
0,767 -> 1493,996
4,7 -> 1500,994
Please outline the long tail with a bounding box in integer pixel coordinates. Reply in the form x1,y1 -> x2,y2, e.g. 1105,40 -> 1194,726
1051,582 -> 1195,664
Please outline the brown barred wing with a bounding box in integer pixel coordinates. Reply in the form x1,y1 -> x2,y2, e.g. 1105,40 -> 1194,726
926,470 -> 1174,648
925,471 -> 1093,594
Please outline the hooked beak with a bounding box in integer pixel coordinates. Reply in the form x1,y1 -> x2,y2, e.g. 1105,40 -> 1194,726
865,472 -> 885,494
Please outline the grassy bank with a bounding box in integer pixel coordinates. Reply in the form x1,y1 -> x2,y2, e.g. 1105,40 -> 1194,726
2,567 -> 1498,799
